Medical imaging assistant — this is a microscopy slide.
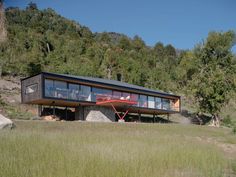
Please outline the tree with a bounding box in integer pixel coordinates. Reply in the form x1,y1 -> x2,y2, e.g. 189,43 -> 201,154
0,0 -> 7,78
26,61 -> 42,76
26,2 -> 38,11
153,42 -> 165,57
165,44 -> 176,58
191,31 -> 236,126
118,36 -> 131,50
132,35 -> 145,51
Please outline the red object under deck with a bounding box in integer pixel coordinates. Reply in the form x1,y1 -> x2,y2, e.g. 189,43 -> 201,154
96,100 -> 137,120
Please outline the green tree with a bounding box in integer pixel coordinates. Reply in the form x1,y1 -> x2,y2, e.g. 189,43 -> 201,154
132,35 -> 145,51
26,2 -> 38,11
191,31 -> 236,126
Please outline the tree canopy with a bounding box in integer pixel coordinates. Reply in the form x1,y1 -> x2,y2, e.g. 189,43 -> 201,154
0,3 -> 236,125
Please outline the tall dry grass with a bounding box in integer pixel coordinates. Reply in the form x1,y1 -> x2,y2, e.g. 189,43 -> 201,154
0,121 -> 235,177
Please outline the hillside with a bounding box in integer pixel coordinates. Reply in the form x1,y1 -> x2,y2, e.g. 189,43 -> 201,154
1,4 -> 181,91
0,3 -> 236,126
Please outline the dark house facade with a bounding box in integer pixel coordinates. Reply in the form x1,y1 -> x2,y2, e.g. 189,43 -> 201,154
21,72 -> 181,122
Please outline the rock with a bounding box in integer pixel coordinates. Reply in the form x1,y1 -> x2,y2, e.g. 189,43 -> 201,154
43,115 -> 54,121
0,114 -> 14,129
43,115 -> 60,121
118,119 -> 125,123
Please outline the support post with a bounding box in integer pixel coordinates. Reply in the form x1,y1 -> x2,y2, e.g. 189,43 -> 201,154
110,103 -> 129,121
38,105 -> 42,117
65,107 -> 68,120
75,105 -> 84,120
153,114 -> 155,123
53,106 -> 55,118
138,113 -> 141,122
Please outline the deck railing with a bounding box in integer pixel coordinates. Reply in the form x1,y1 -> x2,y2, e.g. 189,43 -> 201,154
45,87 -> 180,112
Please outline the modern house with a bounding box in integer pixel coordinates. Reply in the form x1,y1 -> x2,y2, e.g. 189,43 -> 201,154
21,72 -> 181,122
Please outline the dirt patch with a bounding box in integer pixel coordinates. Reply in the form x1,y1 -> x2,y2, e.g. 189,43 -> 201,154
0,78 -> 21,103
0,77 -> 20,90
195,136 -> 236,159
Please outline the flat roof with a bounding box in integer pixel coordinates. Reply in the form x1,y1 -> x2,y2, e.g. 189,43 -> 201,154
22,72 -> 180,98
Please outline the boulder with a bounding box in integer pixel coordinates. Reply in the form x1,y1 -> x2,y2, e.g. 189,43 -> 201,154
0,114 -> 13,129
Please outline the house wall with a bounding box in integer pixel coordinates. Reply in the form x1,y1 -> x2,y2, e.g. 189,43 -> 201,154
75,105 -> 115,122
21,74 -> 42,103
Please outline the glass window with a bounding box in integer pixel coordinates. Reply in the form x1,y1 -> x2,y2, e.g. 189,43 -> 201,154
45,79 -> 54,97
69,83 -> 79,90
155,97 -> 162,109
26,84 -> 38,94
130,93 -> 139,106
112,91 -> 122,100
54,81 -> 67,89
92,87 -> 112,102
162,98 -> 170,110
148,96 -> 155,108
68,83 -> 80,100
80,85 -> 91,101
139,95 -> 147,108
130,94 -> 138,101
54,81 -> 68,99
122,92 -> 131,100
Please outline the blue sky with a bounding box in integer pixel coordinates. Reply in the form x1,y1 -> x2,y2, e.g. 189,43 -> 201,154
5,0 -> 236,52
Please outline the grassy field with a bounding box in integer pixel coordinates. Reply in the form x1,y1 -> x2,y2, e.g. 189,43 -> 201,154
0,121 -> 236,177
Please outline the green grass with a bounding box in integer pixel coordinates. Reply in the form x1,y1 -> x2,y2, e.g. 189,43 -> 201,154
0,121 -> 235,177
0,97 -> 33,120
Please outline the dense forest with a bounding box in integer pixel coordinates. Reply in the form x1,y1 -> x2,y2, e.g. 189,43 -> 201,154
0,3 -> 236,125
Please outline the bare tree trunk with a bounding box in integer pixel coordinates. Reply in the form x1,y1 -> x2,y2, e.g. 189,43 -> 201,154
0,0 -> 7,43
195,113 -> 203,125
211,114 -> 220,127
0,1 -> 7,78
107,66 -> 112,80
46,43 -> 50,53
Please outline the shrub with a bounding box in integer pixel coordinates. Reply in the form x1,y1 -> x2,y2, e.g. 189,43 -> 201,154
222,115 -> 233,128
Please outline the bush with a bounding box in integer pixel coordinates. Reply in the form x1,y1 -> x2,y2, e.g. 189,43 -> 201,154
222,115 -> 233,128
233,126 -> 236,134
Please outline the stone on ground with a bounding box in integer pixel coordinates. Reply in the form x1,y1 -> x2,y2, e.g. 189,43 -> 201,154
0,114 -> 13,129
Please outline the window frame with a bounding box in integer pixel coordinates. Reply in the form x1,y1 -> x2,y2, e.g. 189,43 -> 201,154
25,83 -> 38,94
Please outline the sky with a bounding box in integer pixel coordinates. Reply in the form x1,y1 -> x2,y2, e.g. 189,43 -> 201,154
4,0 -> 236,52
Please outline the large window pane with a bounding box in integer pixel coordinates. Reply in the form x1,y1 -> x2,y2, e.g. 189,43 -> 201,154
54,81 -> 68,99
155,97 -> 162,109
139,95 -> 147,108
45,79 -> 54,97
26,84 -> 38,94
54,81 -> 67,89
130,93 -> 139,106
80,85 -> 91,101
162,98 -> 170,110
92,87 -> 112,102
122,92 -> 131,100
148,96 -> 155,108
68,83 -> 80,100
112,91 -> 122,100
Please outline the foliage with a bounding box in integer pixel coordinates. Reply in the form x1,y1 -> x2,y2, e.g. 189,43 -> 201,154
1,4 -> 180,91
190,31 -> 236,121
222,115 -> 233,128
1,3 -> 236,124
233,127 -> 236,134
0,98 -> 33,120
